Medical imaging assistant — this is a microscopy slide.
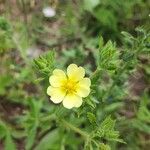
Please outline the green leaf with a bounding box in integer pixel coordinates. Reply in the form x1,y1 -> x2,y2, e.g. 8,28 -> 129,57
121,31 -> 135,40
90,69 -> 102,84
0,120 -> 16,150
121,31 -> 135,46
0,75 -> 13,95
137,94 -> 150,122
29,99 -> 42,118
83,0 -> 100,12
104,102 -> 124,113
85,97 -> 96,108
132,94 -> 150,133
24,99 -> 42,150
99,36 -> 104,50
35,129 -> 59,150
99,143 -> 111,150
98,38 -> 120,70
34,51 -> 55,76
87,112 -> 96,124
100,116 -> 116,130
0,17 -> 11,31
4,132 -> 16,150
0,17 -> 13,52
25,126 -> 37,150
0,120 -> 6,139
132,120 -> 150,134
93,8 -> 117,30
95,116 -> 124,143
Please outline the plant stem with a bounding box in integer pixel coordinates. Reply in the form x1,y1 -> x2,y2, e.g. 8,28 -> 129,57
12,36 -> 29,63
40,114 -> 56,122
20,0 -> 28,27
90,68 -> 102,84
60,119 -> 89,139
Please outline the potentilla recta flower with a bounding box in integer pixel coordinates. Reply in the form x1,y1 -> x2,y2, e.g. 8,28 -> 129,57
47,64 -> 91,109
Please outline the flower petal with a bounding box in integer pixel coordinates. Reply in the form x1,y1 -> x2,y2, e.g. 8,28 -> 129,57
76,87 -> 90,98
67,64 -> 85,81
79,78 -> 91,87
47,86 -> 66,103
53,69 -> 66,77
63,94 -> 82,109
49,69 -> 67,87
76,78 -> 91,97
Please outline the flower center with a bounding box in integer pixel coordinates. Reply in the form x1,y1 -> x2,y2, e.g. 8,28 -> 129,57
62,79 -> 77,94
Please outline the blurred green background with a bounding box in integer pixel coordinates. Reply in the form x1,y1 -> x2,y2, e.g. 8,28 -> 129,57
0,0 -> 150,150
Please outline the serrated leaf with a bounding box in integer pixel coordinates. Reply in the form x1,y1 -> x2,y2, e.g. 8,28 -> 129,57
33,51 -> 55,76
87,112 -> 96,124
85,97 -> 96,108
99,143 -> 111,150
98,39 -> 120,70
95,116 -> 124,143
100,116 -> 115,130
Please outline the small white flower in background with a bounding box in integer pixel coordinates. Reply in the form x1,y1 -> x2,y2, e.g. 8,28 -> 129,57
42,7 -> 56,18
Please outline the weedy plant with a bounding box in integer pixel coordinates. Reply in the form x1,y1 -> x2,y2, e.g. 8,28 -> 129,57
0,1 -> 150,149
32,27 -> 149,149
0,24 -> 150,149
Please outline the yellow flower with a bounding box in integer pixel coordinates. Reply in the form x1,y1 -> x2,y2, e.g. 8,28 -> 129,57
47,64 -> 91,109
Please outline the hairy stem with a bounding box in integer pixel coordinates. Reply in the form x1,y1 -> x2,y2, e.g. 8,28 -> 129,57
60,119 -> 89,139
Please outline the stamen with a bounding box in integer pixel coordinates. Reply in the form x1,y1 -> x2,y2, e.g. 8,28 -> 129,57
62,79 -> 77,94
